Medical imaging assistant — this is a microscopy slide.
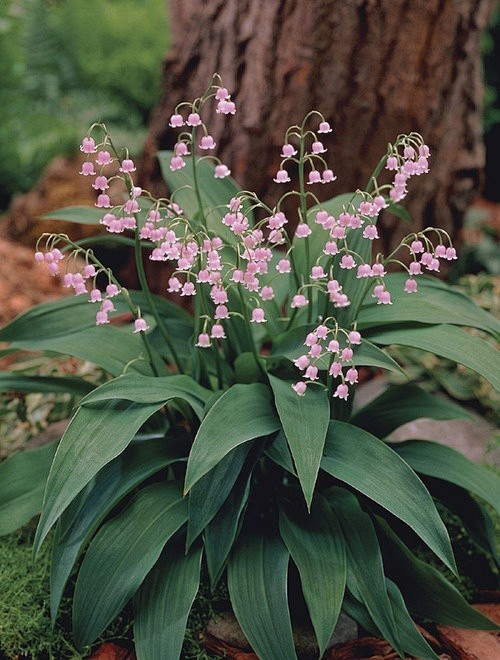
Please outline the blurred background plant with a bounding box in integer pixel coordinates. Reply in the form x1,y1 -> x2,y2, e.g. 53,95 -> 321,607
0,0 -> 168,210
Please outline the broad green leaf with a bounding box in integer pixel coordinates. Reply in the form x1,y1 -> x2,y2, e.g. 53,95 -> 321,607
377,518 -> 498,630
158,152 -> 249,244
187,443 -> 252,547
327,488 -> 403,655
204,472 -> 251,588
134,540 -> 202,660
322,421 -> 456,573
385,580 -> 439,660
366,324 -> 500,391
80,373 -> 210,420
359,273 -> 500,337
184,383 -> 280,492
228,532 -> 296,660
0,442 -> 57,536
0,374 -> 95,396
34,400 -> 164,554
350,383 -> 470,438
73,482 -> 188,649
393,440 -> 500,513
265,430 -> 296,475
269,374 -> 329,508
40,205 -> 105,224
50,437 -> 185,620
279,495 -> 346,657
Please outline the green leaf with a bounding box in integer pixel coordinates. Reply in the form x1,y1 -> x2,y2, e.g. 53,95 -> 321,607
50,437 -> 185,620
40,205 -> 104,224
350,383 -> 470,438
322,421 -> 456,573
377,517 -> 498,630
0,442 -> 57,536
158,152 -> 249,244
359,274 -> 500,337
0,373 -> 95,396
227,532 -> 296,660
184,383 -> 280,493
204,472 -> 251,588
34,400 -> 164,554
80,373 -> 210,420
279,495 -> 346,657
269,375 -> 329,509
73,482 -> 188,649
366,324 -> 500,391
265,430 -> 296,475
393,440 -> 500,513
187,443 -> 252,547
327,488 -> 403,655
134,540 -> 202,660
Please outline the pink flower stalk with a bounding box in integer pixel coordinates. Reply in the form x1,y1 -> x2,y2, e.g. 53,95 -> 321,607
318,121 -> 332,133
101,299 -> 115,314
181,282 -> 196,296
305,365 -> 319,380
341,347 -> 353,362
329,361 -> 342,377
371,263 -> 386,277
409,261 -> 422,275
276,259 -> 291,273
196,333 -> 211,348
340,255 -> 356,269
294,355 -> 310,370
309,344 -> 322,358
186,112 -> 202,126
95,310 -> 109,325
348,330 -> 362,345
215,305 -> 229,319
89,288 -> 102,302
292,381 -> 307,396
363,224 -> 379,240
322,169 -> 337,183
96,194 -> 111,208
345,368 -> 359,384
305,332 -> 318,346
404,278 -> 418,293
410,240 -> 424,254
386,156 -> 399,170
214,164 -> 231,178
80,137 -> 96,153
324,241 -> 339,256
327,339 -> 340,353
251,308 -> 266,323
357,264 -> 373,278
312,141 -> 326,154
376,289 -> 392,305
291,294 -> 308,308
333,383 -> 349,400
134,318 -> 149,333
316,325 -> 328,339
260,285 -> 275,301
295,224 -> 312,238
80,161 -> 96,176
211,323 -> 226,339
216,100 -> 236,114
308,170 -> 322,184
169,113 -> 184,127
175,142 -> 190,156
93,175 -> 109,191
311,265 -> 325,279
274,169 -> 290,183
200,135 -> 216,149
96,150 -> 112,165
120,159 -> 136,173
34,251 -> 45,263
281,144 -> 297,157
215,87 -> 230,101
445,247 -> 457,260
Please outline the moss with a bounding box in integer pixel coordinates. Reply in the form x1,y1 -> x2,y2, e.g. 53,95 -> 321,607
0,524 -> 80,660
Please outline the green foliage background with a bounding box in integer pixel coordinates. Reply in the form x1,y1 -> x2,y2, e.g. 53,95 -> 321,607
0,0 -> 168,208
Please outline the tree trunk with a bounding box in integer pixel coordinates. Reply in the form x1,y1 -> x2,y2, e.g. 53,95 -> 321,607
142,0 -> 493,255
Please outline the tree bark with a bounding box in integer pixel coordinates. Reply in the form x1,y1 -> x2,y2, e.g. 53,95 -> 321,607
142,0 -> 493,254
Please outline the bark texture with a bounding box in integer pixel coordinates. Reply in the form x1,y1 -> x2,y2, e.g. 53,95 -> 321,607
143,0 -> 493,253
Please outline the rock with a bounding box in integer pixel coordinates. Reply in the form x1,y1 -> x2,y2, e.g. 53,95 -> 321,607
437,603 -> 500,660
205,611 -> 357,659
86,641 -> 136,660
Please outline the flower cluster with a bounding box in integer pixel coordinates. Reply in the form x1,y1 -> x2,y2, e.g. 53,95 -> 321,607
35,77 -> 457,402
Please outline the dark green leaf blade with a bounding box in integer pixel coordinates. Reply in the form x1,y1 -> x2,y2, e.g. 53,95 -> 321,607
366,324 -> 500,391
227,532 -> 297,660
184,383 -> 280,492
0,442 -> 57,536
73,482 -> 188,649
322,421 -> 456,573
0,373 -> 94,396
50,437 -> 185,619
34,400 -> 163,554
279,495 -> 346,657
269,374 -> 329,508
393,440 -> 500,513
134,540 -> 202,660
